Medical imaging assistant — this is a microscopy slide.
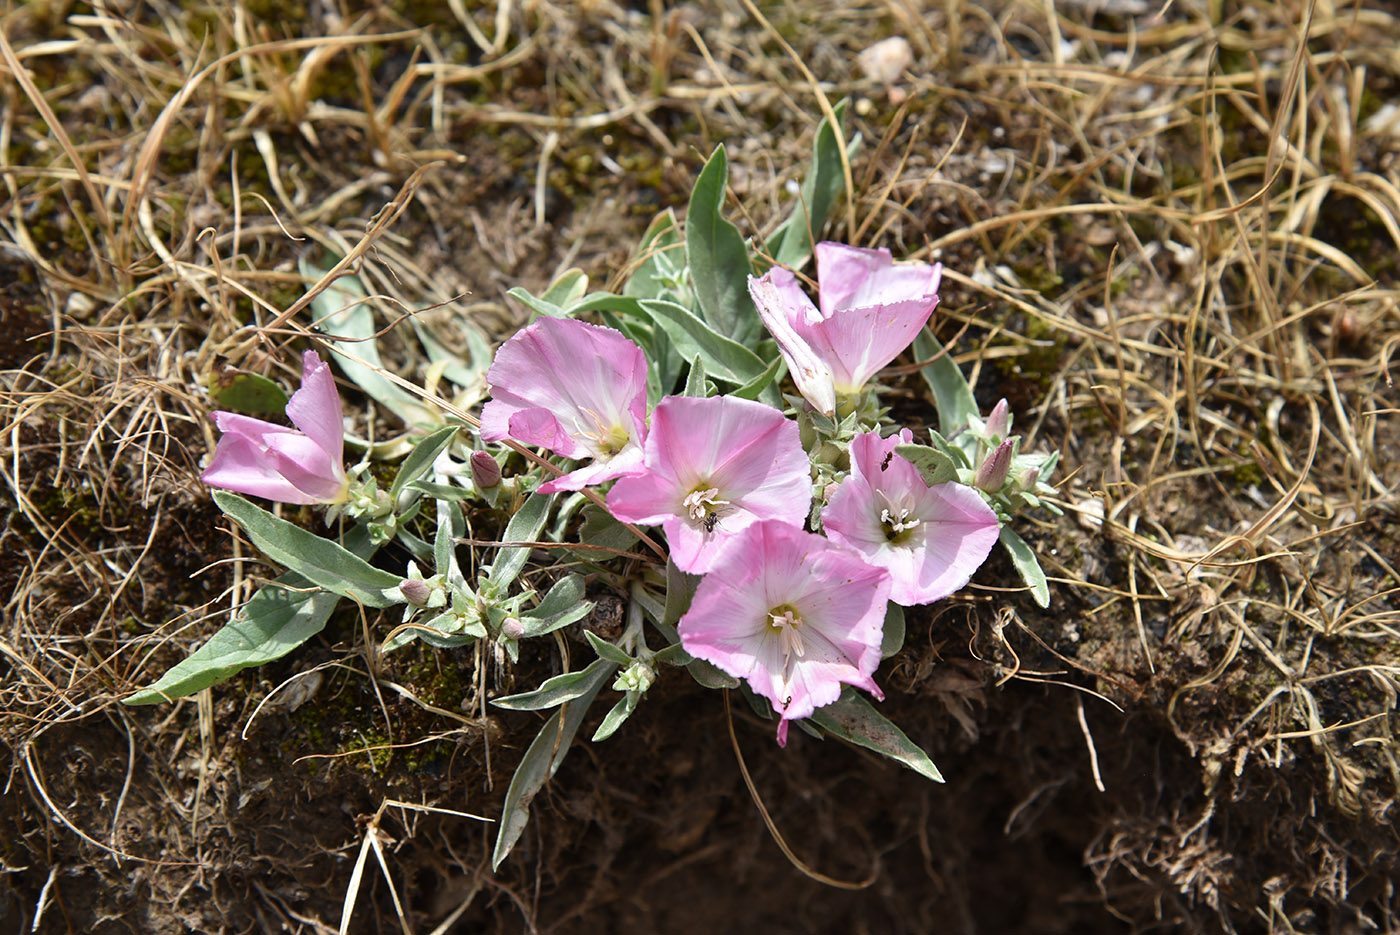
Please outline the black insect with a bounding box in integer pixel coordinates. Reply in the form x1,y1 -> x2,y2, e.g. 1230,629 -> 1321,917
702,512 -> 720,533
880,452 -> 893,471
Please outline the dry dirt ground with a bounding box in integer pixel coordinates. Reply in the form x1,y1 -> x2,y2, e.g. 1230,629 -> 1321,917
2,0 -> 1400,932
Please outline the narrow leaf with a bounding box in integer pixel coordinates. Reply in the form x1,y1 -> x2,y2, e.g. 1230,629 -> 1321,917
213,492 -> 400,606
591,693 -> 639,742
914,331 -> 980,435
1000,525 -> 1051,608
486,492 -> 552,590
637,299 -> 765,385
125,581 -> 340,703
809,689 -> 944,782
492,657 -> 615,711
583,630 -> 634,666
492,660 -> 614,868
390,425 -> 460,500
766,99 -> 861,271
300,259 -> 439,427
685,145 -> 759,346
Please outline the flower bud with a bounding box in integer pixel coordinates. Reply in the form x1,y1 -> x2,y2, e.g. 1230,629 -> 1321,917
500,616 -> 526,640
1020,465 -> 1041,491
398,577 -> 432,606
612,662 -> 655,694
470,450 -> 502,489
976,437 -> 1014,492
985,398 -> 1010,439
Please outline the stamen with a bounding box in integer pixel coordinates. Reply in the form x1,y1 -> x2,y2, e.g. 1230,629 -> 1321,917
682,486 -> 729,522
769,608 -> 806,660
576,407 -> 630,456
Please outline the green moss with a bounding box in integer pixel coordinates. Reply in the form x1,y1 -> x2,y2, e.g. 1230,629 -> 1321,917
1229,459 -> 1264,487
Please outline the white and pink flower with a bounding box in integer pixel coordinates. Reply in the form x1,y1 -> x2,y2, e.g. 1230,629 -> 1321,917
480,317 -> 649,493
606,395 -> 810,573
748,242 -> 941,416
823,430 -> 1000,606
202,350 -> 349,505
678,520 -> 891,746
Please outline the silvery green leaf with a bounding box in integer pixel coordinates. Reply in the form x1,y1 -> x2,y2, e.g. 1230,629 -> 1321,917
809,688 -> 944,782
683,354 -> 708,397
652,642 -> 692,666
492,659 -> 614,869
914,331 -> 980,435
729,354 -> 785,405
485,492 -> 552,590
1000,525 -> 1051,608
765,99 -> 861,271
591,692 -> 639,742
492,657 -> 615,711
623,209 -> 684,302
583,630 -> 634,667
686,144 -> 760,347
125,528 -> 380,703
576,503 -> 638,560
390,425 -> 460,501
126,583 -> 340,703
505,285 -> 565,318
300,259 -> 440,428
894,443 -> 959,486
213,492 -> 400,606
637,299 -> 766,386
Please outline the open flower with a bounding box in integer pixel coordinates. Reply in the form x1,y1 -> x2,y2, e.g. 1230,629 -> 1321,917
822,430 -> 1000,605
202,350 -> 349,504
480,317 -> 648,493
679,520 -> 891,746
748,242 -> 941,416
607,395 -> 810,573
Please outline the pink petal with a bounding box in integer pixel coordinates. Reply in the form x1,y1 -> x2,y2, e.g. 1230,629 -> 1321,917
824,432 -> 1000,605
607,395 -> 809,573
804,295 -> 938,393
481,317 -> 648,487
748,269 -> 836,416
206,411 -> 347,502
202,430 -> 328,505
679,521 -> 890,735
815,242 -> 941,314
284,351 -> 345,463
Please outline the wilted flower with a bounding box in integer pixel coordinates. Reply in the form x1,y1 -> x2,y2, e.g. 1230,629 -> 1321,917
606,395 -> 811,573
748,242 -> 942,416
480,317 -> 648,493
678,520 -> 891,746
823,430 -> 1000,606
202,350 -> 349,505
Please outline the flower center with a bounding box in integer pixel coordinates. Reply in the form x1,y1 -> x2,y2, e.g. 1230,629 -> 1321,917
876,490 -> 920,543
768,605 -> 806,662
682,486 -> 729,528
577,407 -> 631,457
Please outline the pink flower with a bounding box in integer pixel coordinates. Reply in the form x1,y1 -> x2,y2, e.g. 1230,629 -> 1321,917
480,317 -> 649,493
607,395 -> 811,573
748,242 -> 941,416
201,351 -> 350,504
823,430 -> 1000,605
678,520 -> 891,746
